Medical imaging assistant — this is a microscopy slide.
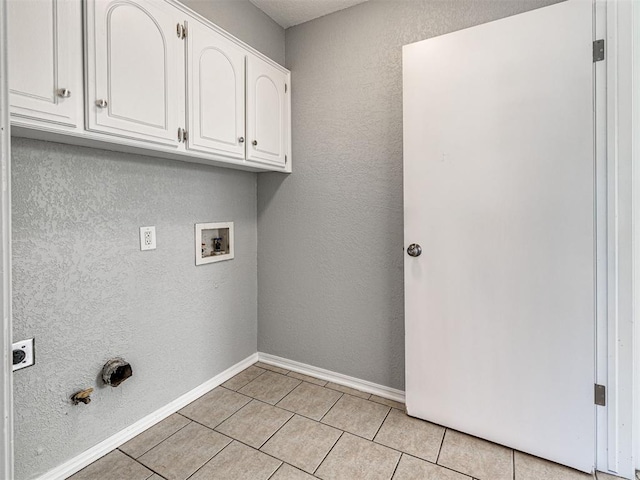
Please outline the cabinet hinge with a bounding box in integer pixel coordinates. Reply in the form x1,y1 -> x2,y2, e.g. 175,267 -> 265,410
594,384 -> 606,406
285,154 -> 287,164
593,39 -> 604,62
183,129 -> 188,142
177,127 -> 184,143
285,83 -> 287,93
176,23 -> 186,39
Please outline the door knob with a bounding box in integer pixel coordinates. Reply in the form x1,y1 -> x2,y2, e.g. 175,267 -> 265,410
95,99 -> 108,108
407,243 -> 422,257
57,88 -> 71,98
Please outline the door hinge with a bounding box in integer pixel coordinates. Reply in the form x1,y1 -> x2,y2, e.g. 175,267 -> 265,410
593,39 -> 605,62
594,384 -> 606,406
177,23 -> 186,39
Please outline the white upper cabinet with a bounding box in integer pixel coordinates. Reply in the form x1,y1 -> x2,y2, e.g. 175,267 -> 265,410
186,19 -> 246,159
8,0 -> 82,128
85,0 -> 183,146
247,55 -> 289,168
10,0 -> 291,172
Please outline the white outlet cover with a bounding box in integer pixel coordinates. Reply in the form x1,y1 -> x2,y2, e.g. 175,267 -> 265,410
140,226 -> 156,251
12,338 -> 34,372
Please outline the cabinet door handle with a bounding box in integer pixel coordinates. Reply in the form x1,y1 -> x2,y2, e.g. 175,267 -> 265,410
95,99 -> 108,108
57,88 -> 71,98
238,137 -> 245,143
252,140 -> 258,146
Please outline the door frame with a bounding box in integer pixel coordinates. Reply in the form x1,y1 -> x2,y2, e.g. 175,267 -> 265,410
0,0 -> 14,477
595,0 -> 635,478
632,0 -> 640,475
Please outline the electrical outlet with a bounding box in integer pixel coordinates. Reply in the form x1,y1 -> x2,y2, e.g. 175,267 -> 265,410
140,226 -> 156,251
12,338 -> 34,372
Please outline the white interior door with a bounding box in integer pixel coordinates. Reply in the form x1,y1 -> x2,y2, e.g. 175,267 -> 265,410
403,1 -> 595,473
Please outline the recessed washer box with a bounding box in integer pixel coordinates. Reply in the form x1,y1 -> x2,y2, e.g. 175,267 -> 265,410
195,222 -> 234,265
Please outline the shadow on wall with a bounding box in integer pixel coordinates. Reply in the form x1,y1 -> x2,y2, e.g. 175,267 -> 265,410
257,171 -> 289,213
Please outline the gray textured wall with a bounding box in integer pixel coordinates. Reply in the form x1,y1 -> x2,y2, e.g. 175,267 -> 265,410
257,0 -> 561,391
12,2 -> 283,478
180,0 -> 285,66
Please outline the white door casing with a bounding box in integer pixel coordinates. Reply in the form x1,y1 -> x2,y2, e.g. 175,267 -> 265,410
85,0 -> 183,146
600,0 -> 636,478
186,18 -> 246,159
0,0 -> 13,477
403,1 -> 595,473
8,0 -> 82,127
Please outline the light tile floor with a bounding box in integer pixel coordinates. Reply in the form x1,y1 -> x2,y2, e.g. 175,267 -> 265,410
69,363 -> 631,480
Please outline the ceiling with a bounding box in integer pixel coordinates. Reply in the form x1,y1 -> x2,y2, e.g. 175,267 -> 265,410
249,0 -> 369,29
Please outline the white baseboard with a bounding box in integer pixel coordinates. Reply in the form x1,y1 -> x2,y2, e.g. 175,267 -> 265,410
36,352 -> 403,480
258,352 -> 405,403
37,353 -> 259,480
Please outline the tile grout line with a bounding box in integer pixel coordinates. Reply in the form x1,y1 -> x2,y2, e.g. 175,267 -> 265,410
371,406 -> 392,441
255,362 -> 291,376
324,383 -> 373,400
178,389 -> 253,428
274,379 -> 342,416
317,390 -> 389,427
256,411 -> 297,450
317,392 -> 345,423
306,423 -> 343,476
435,428 -> 448,465
207,396 -> 257,431
286,370 -> 328,387
313,430 -> 345,476
223,367 -> 269,391
255,361 -> 399,414
237,370 -> 301,398
400,452 -> 481,479
264,464 -> 282,480
184,408 -> 296,460
388,452 -> 403,480
187,415 -> 292,470
183,437 -> 234,480
121,416 -> 194,463
117,448 -> 168,480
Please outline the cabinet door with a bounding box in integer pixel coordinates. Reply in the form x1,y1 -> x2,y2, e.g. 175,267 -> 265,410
85,0 -> 183,146
8,0 -> 82,128
247,55 -> 288,167
186,20 -> 246,159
